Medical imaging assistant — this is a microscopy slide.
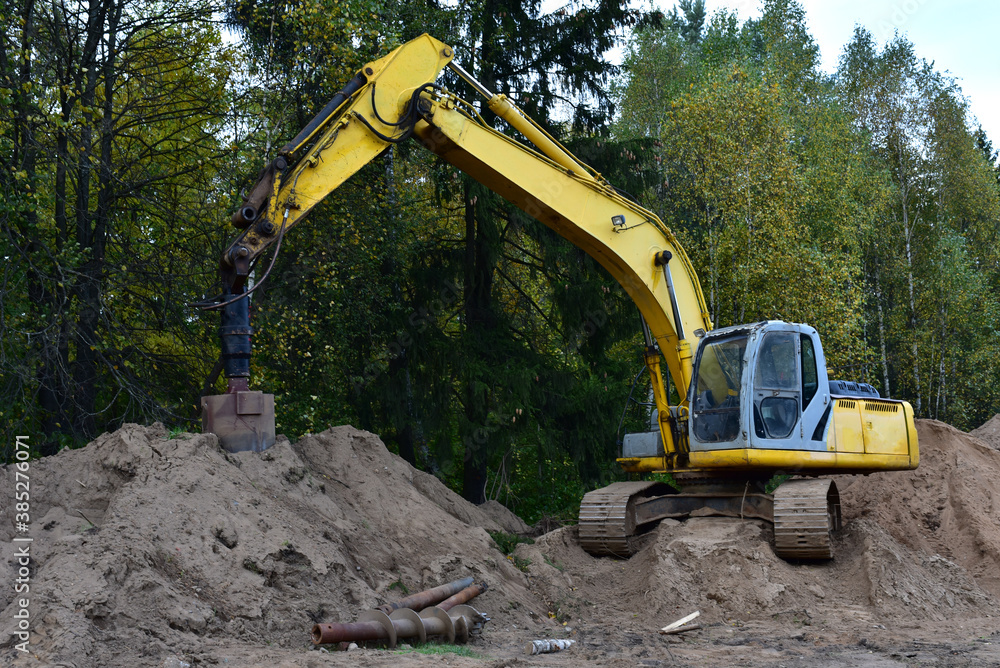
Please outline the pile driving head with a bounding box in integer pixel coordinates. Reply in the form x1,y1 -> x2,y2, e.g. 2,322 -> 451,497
202,386 -> 276,453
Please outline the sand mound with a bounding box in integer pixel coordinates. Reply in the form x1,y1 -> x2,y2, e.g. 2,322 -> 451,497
971,414 -> 1000,450
0,425 -> 544,666
838,419 -> 1000,599
478,500 -> 531,535
3,417 -> 1000,666
515,419 -> 1000,629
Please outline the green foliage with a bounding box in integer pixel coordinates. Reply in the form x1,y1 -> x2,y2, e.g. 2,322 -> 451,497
498,443 -> 602,525
617,2 -> 870,375
393,644 -> 483,658
543,555 -> 565,572
836,26 -> 1000,425
614,0 -> 1000,430
648,471 -> 681,491
509,555 -> 532,572
488,531 -> 534,555
0,0 -> 236,457
765,473 -> 792,494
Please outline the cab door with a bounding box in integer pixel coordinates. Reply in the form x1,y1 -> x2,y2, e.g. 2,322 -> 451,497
749,325 -> 829,451
752,331 -> 801,441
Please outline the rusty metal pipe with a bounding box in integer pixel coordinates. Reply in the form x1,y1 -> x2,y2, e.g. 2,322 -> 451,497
311,620 -> 386,644
376,576 -> 474,615
438,582 -> 487,611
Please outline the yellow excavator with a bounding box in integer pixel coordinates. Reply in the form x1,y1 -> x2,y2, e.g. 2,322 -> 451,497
199,34 -> 918,560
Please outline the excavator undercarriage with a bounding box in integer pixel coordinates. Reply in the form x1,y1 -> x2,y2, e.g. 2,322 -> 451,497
578,476 -> 842,560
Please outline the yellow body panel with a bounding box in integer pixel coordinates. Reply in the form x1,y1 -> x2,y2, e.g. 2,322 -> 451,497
832,399 -> 865,453
621,397 -> 918,475
685,449 -> 912,472
860,400 -> 910,456
625,449 -> 914,475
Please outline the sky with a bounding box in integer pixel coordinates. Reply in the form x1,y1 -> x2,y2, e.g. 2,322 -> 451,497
691,0 -> 1000,152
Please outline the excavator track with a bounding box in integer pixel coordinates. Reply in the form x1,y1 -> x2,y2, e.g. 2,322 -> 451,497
579,477 -> 842,560
578,481 -> 664,557
772,478 -> 841,559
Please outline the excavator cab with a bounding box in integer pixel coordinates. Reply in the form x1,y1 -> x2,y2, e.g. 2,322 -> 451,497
617,319 -> 917,476
682,320 -> 918,473
586,320 -> 917,559
689,321 -> 832,453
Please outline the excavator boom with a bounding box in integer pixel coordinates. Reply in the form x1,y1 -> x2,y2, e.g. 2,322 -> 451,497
206,33 -> 711,460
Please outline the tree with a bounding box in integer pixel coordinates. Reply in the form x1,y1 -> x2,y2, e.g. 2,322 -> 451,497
0,0 -> 234,455
837,28 -> 1000,424
615,1 -> 875,377
974,125 -> 1000,191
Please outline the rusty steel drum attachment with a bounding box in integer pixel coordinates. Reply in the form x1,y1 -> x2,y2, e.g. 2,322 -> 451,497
201,388 -> 275,453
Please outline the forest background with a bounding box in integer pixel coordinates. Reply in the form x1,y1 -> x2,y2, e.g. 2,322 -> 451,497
3,0 -> 999,523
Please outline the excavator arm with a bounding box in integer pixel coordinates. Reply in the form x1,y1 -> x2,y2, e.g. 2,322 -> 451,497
219,35 -> 455,287
207,34 -> 712,460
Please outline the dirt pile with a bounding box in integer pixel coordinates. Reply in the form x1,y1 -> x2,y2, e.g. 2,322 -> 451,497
971,414 -> 1000,450
0,424 -> 546,667
2,418 -> 1000,667
838,419 -> 1000,601
514,419 -> 1000,629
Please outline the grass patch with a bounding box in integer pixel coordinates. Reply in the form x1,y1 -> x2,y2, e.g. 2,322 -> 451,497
648,471 -> 681,490
394,644 -> 483,658
765,473 -> 792,493
507,554 -> 531,572
488,530 -> 534,555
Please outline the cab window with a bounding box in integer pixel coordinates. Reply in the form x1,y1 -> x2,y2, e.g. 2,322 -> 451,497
691,335 -> 746,443
753,332 -> 800,439
801,334 -> 818,408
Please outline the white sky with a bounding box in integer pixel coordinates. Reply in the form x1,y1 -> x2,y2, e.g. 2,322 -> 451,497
692,0 -> 1000,153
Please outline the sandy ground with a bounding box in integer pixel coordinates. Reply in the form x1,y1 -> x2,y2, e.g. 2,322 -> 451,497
2,419 -> 999,667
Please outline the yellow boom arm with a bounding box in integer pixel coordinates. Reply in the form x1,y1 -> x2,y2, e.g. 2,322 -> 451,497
220,34 -> 712,459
